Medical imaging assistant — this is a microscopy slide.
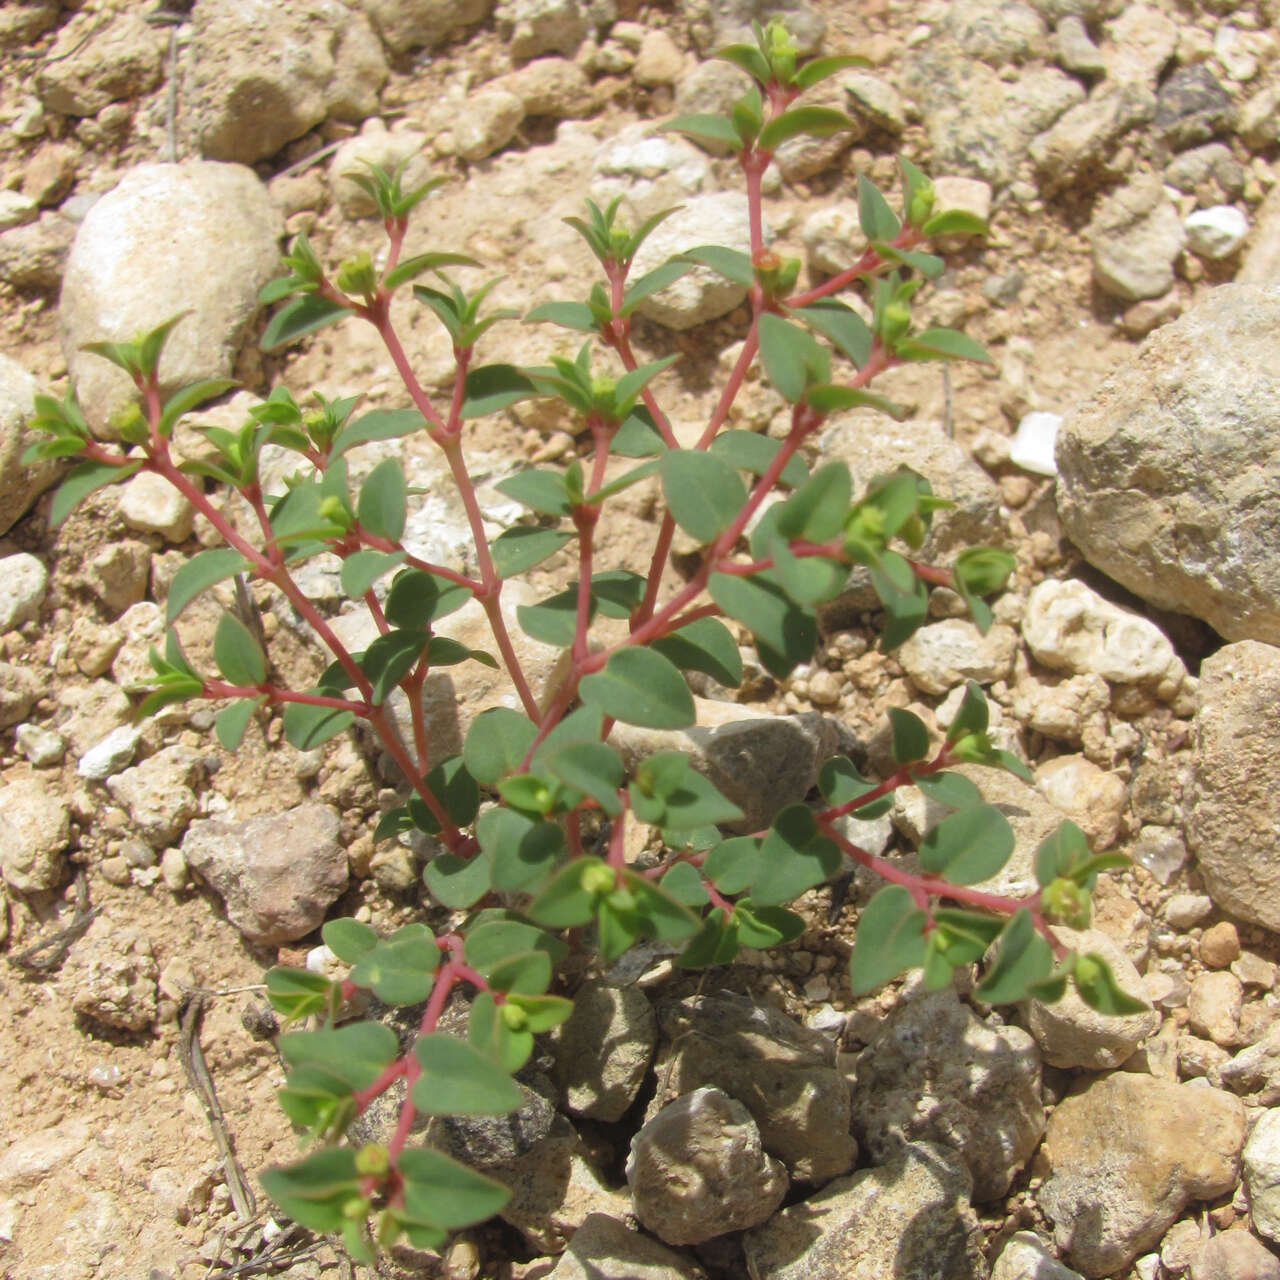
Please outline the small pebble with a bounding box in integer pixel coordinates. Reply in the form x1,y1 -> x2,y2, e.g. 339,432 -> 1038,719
1184,205 -> 1249,258
1198,921 -> 1242,969
1165,893 -> 1214,929
1010,411 -> 1062,477
14,723 -> 66,767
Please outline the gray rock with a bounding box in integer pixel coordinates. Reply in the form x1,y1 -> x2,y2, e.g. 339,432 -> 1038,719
69,916 -> 158,1032
431,1071 -> 558,1168
0,776 -> 71,892
36,11 -> 165,116
1100,3 -> 1176,88
0,662 -> 40,731
453,90 -> 527,161
590,123 -> 711,220
14,723 -> 64,768
649,992 -> 857,1183
1088,171 -> 1183,302
77,725 -> 143,781
499,0 -> 590,59
181,802 -> 347,944
627,1087 -> 788,1244
0,356 -> 58,536
940,0 -> 1049,66
0,553 -> 47,632
1028,83 -> 1156,190
188,0 -> 387,164
549,1213 -> 706,1279
801,202 -> 868,275
1242,186 -> 1280,288
361,0 -> 495,53
742,1142 -> 984,1280
1188,642 -> 1280,933
1220,1023 -> 1280,1105
991,1232 -> 1086,1280
1164,144 -> 1246,202
83,540 -> 151,615
0,210 -> 75,289
1055,285 -> 1280,644
1054,16 -> 1104,77
1154,65 -> 1235,150
674,59 -> 753,132
1190,1229 -> 1280,1280
683,0 -> 825,56
1245,1110 -> 1280,1243
841,71 -> 907,134
897,620 -> 1017,696
106,745 -> 202,847
851,989 -> 1044,1202
60,162 -> 282,436
550,981 -> 657,1122
1037,1074 -> 1245,1277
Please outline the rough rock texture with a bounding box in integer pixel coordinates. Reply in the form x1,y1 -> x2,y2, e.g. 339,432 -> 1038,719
1029,83 -> 1156,190
550,981 -> 657,1122
1037,1074 -> 1245,1277
649,992 -> 857,1183
742,1142 -> 984,1280
627,1087 -> 788,1244
0,355 -> 58,535
1055,284 -> 1280,645
897,620 -> 1017,695
684,0 -> 825,56
69,917 -> 158,1032
1088,171 -> 1184,301
549,1213 -> 706,1279
0,552 -> 47,633
1034,755 -> 1127,850
35,10 -> 165,116
0,211 -> 76,290
1190,1229 -> 1280,1280
1187,642 -> 1280,933
59,163 -> 282,435
105,745 -> 202,847
181,802 -> 347,945
1220,1023 -> 1280,1105
990,1231 -> 1085,1280
851,989 -> 1044,1201
0,775 -> 71,893
1244,1109 -> 1280,1242
188,0 -> 387,164
360,0 -> 495,53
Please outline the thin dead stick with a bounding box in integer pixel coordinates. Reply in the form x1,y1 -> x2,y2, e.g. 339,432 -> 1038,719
178,993 -> 258,1221
8,869 -> 100,971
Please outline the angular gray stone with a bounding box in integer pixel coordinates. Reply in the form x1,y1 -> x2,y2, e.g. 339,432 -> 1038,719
106,745 -> 202,847
36,11 -> 165,116
181,802 -> 347,945
627,1087 -> 788,1244
550,1213 -> 706,1280
360,0 -> 495,53
742,1142 -> 984,1280
1088,171 -> 1184,302
1056,285 -> 1280,644
59,163 -> 282,436
0,210 -> 75,290
1154,64 -> 1235,150
991,1232 -> 1086,1280
550,981 -> 657,1122
0,776 -> 71,893
1029,83 -> 1156,190
940,0 -> 1049,66
0,356 -> 58,536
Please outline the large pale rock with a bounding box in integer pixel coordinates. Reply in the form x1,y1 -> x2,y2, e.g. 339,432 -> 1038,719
1244,1109 -> 1280,1243
188,0 -> 387,164
1056,284 -> 1280,644
991,1232 -> 1085,1280
181,802 -> 347,945
1187,642 -> 1280,933
1034,754 -> 1127,850
360,0 -> 495,53
851,989 -> 1045,1201
549,1214 -> 706,1279
36,11 -> 165,116
742,1142 -> 984,1280
0,776 -> 71,893
550,981 -> 657,1122
590,124 -> 711,222
0,355 -> 58,535
1037,1074 -> 1245,1277
627,1087 -> 788,1244
59,163 -> 282,435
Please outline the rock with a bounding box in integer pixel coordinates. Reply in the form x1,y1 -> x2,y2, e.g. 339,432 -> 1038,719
1025,928 -> 1157,1069
498,57 -> 594,117
1188,971 -> 1243,1047
1240,78 -> 1280,150
1100,4 -> 1175,87
330,121 -> 432,216
0,356 -> 59,536
77,725 -> 143,781
1242,187 -> 1280,287
0,662 -> 40,731
742,1141 -> 983,1280
942,0 -> 1049,65
549,1213 -> 706,1279
0,210 -> 75,289
841,71 -> 907,134
589,123 -> 711,220
1010,669 -> 1109,747
14,723 -> 64,768
851,988 -> 1044,1202
500,0 -> 590,59
1029,83 -> 1156,190
1200,922 -> 1241,970
59,162 -> 283,436
1190,1229 -> 1280,1280
56,680 -> 131,755
650,992 -> 857,1183
627,1087 -> 788,1244
109,603 -> 167,695
69,917 -> 158,1032
897,620 -> 1017,696
0,553 -> 47,632
1037,1074 -> 1245,1277
991,1231 -> 1086,1280
118,471 -> 194,542
23,144 -> 76,208
35,11 -> 165,116
429,1070 -> 558,1168
1184,205 -> 1249,259
550,981 -> 657,1122
1011,411 -> 1061,477
0,2 -> 61,46
181,802 -> 347,944
1154,65 -> 1235,149
1165,144 -> 1246,202
1054,16 -> 1104,77
106,745 -> 202,847
453,90 -> 527,161
1088,171 -> 1184,301
1246,1110 -> 1280,1243
683,0 -> 825,57
674,58 -> 753,133
361,0 -> 495,53
1035,755 -> 1126,850
610,699 -> 843,834
1164,893 -> 1213,930
0,1119 -> 91,1193
0,191 -> 37,233
1222,1024 -> 1280,1104
932,177 -> 993,243
802,202 -> 867,275
83,540 -> 151,615
188,0 -> 387,164
627,193 -> 755,329
1188,643 -> 1280,932
0,776 -> 71,892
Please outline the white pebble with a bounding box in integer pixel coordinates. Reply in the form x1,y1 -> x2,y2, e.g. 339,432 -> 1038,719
1011,411 -> 1062,477
76,725 -> 142,780
1184,205 -> 1249,259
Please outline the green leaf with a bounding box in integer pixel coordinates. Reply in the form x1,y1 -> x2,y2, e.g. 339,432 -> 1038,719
330,408 -> 425,459
579,647 -> 695,729
360,628 -> 429,705
157,377 -> 237,437
758,312 -> 824,403
922,209 -> 989,238
468,992 -> 534,1073
817,757 -> 892,817
662,112 -> 743,152
478,808 -> 564,892
914,770 -> 983,810
947,681 -> 989,742
356,457 -> 407,541
803,385 -> 902,416
384,569 -> 472,628
528,858 -> 607,928
491,526 -> 574,577
918,804 -> 1015,885
260,1148 -> 361,1235
619,869 -> 701,942
463,707 -> 537,784
465,914 -> 568,972
887,707 -> 930,765
975,909 -> 1055,1004
708,430 -> 809,488
651,616 -> 743,688
794,53 -> 869,88
791,298 -> 873,369
485,949 -> 552,995
704,836 -> 763,895
660,861 -> 710,907
857,174 -> 901,242
411,756 -> 480,834
629,750 -> 745,830
740,901 -> 805,944
542,741 -> 625,818
213,612 -> 267,687
516,589 -> 589,647
384,250 -> 479,291
751,804 -> 843,907
1072,953 -> 1151,1015
461,364 -> 537,419
708,571 -> 816,673
278,1021 -> 399,1088
717,40 -> 771,84
899,327 -> 991,365
848,884 -> 928,995
265,966 -> 334,1021
759,105 -> 853,150
322,917 -> 379,963
282,698 -> 355,750
214,696 -> 263,751
495,469 -> 572,516
620,260 -> 694,316
659,449 -> 747,546
349,923 -> 441,1005
166,548 -> 250,623
261,296 -> 354,351
397,1146 -> 511,1230
677,244 -> 756,286
525,300 -> 600,332
50,459 -> 142,527
411,1033 -> 524,1115
776,461 -> 850,542
614,354 -> 681,412
340,549 -> 405,598
423,850 -> 492,909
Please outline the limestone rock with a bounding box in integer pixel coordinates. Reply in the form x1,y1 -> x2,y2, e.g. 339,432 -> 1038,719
941,0 -> 1049,66
360,0 -> 495,53
1185,205 -> 1249,260
0,553 -> 47,633
453,90 -> 527,161
106,745 -> 202,847
991,1232 -> 1085,1280
897,620 -> 1017,696
550,981 -> 657,1122
36,11 -> 165,117
1190,1228 -> 1280,1280
118,472 -> 194,542
0,356 -> 58,534
1100,4 -> 1175,87
589,123 -> 711,222
1088,171 -> 1184,302
499,0 -> 590,59
0,211 -> 75,290
188,0 -> 387,164
498,57 -> 593,118
1034,755 -> 1126,850
0,775 -> 71,893
59,163 -> 282,436
1245,1109 -> 1280,1243
1221,1024 -> 1280,1105
1188,970 -> 1243,1047
1037,1074 -> 1245,1277
549,1214 -> 706,1279
69,917 -> 158,1032
1241,186 -> 1280,288
83,539 -> 151,616
1188,644 -> 1280,932
181,802 -> 347,944
627,1087 -> 788,1244
851,989 -> 1045,1201
1029,83 -> 1156,191
742,1142 -> 984,1280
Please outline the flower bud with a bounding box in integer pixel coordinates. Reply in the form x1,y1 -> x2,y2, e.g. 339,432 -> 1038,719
113,402 -> 149,445
354,1143 -> 389,1177
907,178 -> 936,229
500,1001 -> 528,1031
879,299 -> 912,346
336,250 -> 377,298
580,862 -> 615,896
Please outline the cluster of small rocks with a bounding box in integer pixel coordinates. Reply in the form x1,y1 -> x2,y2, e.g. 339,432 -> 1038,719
4,0 -> 1280,1275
